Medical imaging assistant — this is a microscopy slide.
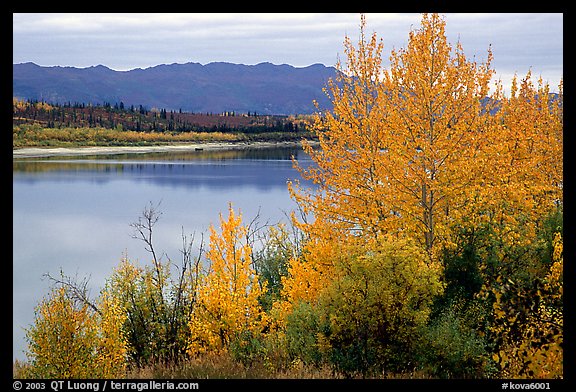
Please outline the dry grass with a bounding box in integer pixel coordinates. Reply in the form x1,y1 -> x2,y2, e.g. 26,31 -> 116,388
13,359 -> 30,379
124,353 -> 340,379
14,353 -> 435,379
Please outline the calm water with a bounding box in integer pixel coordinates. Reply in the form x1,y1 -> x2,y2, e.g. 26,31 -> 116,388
13,146 -> 314,361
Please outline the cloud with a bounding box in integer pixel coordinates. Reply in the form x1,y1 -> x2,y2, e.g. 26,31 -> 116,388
13,13 -> 562,91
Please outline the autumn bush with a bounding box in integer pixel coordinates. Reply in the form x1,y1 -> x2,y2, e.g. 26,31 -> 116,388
484,230 -> 563,379
23,283 -> 128,378
315,240 -> 442,376
105,256 -> 192,366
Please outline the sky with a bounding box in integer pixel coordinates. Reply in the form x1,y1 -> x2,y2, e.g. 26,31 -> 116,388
13,13 -> 563,93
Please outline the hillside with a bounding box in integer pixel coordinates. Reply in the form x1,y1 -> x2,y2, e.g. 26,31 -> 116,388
13,62 -> 338,115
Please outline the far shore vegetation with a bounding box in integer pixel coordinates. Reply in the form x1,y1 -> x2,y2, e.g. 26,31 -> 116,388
13,98 -> 317,149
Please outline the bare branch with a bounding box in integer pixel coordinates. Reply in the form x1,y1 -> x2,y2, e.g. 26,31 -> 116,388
43,269 -> 101,315
129,200 -> 167,315
130,200 -> 163,266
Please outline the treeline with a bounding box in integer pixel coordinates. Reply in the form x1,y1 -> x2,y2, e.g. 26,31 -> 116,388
13,98 -> 313,135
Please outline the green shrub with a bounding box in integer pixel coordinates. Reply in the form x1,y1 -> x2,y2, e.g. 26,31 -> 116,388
284,301 -> 326,366
229,329 -> 267,367
419,307 -> 492,378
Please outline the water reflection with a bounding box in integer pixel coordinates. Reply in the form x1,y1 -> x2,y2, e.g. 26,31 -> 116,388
13,147 -> 313,191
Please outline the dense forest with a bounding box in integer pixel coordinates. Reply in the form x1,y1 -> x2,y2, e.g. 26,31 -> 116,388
14,14 -> 563,381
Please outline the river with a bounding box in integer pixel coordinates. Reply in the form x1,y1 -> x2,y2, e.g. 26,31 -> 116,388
13,145 -> 314,362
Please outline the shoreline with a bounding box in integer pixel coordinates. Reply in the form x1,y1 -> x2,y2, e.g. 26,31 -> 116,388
13,140 -> 314,159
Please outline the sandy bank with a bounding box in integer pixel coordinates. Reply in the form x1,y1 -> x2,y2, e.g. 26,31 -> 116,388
13,141 -> 311,159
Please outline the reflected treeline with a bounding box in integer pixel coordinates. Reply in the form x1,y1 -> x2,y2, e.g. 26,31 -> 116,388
13,146 -> 311,174
13,160 -> 124,174
13,147 -> 317,192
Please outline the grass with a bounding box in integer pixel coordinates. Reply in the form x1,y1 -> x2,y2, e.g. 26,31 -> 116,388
13,354 -> 341,379
125,354 -> 338,379
14,352 -> 439,379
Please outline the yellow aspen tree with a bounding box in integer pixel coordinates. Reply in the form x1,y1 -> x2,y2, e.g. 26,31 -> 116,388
188,204 -> 267,356
290,14 -> 494,261
24,286 -> 98,378
381,13 -> 495,256
289,14 -> 388,246
284,14 -> 401,315
281,14 -> 561,374
13,97 -> 28,111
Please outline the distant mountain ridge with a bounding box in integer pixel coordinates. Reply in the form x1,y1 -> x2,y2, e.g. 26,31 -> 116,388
13,61 -> 339,115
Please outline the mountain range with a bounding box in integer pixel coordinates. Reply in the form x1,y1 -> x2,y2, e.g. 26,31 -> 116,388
13,61 -> 339,115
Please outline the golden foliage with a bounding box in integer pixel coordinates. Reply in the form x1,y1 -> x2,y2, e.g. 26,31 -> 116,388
462,72 -> 563,255
188,204 -> 267,356
23,285 -> 128,378
13,124 -> 243,148
288,11 -> 562,305
291,14 -> 497,264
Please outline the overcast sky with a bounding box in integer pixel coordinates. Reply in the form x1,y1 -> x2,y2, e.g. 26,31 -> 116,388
13,13 -> 563,93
